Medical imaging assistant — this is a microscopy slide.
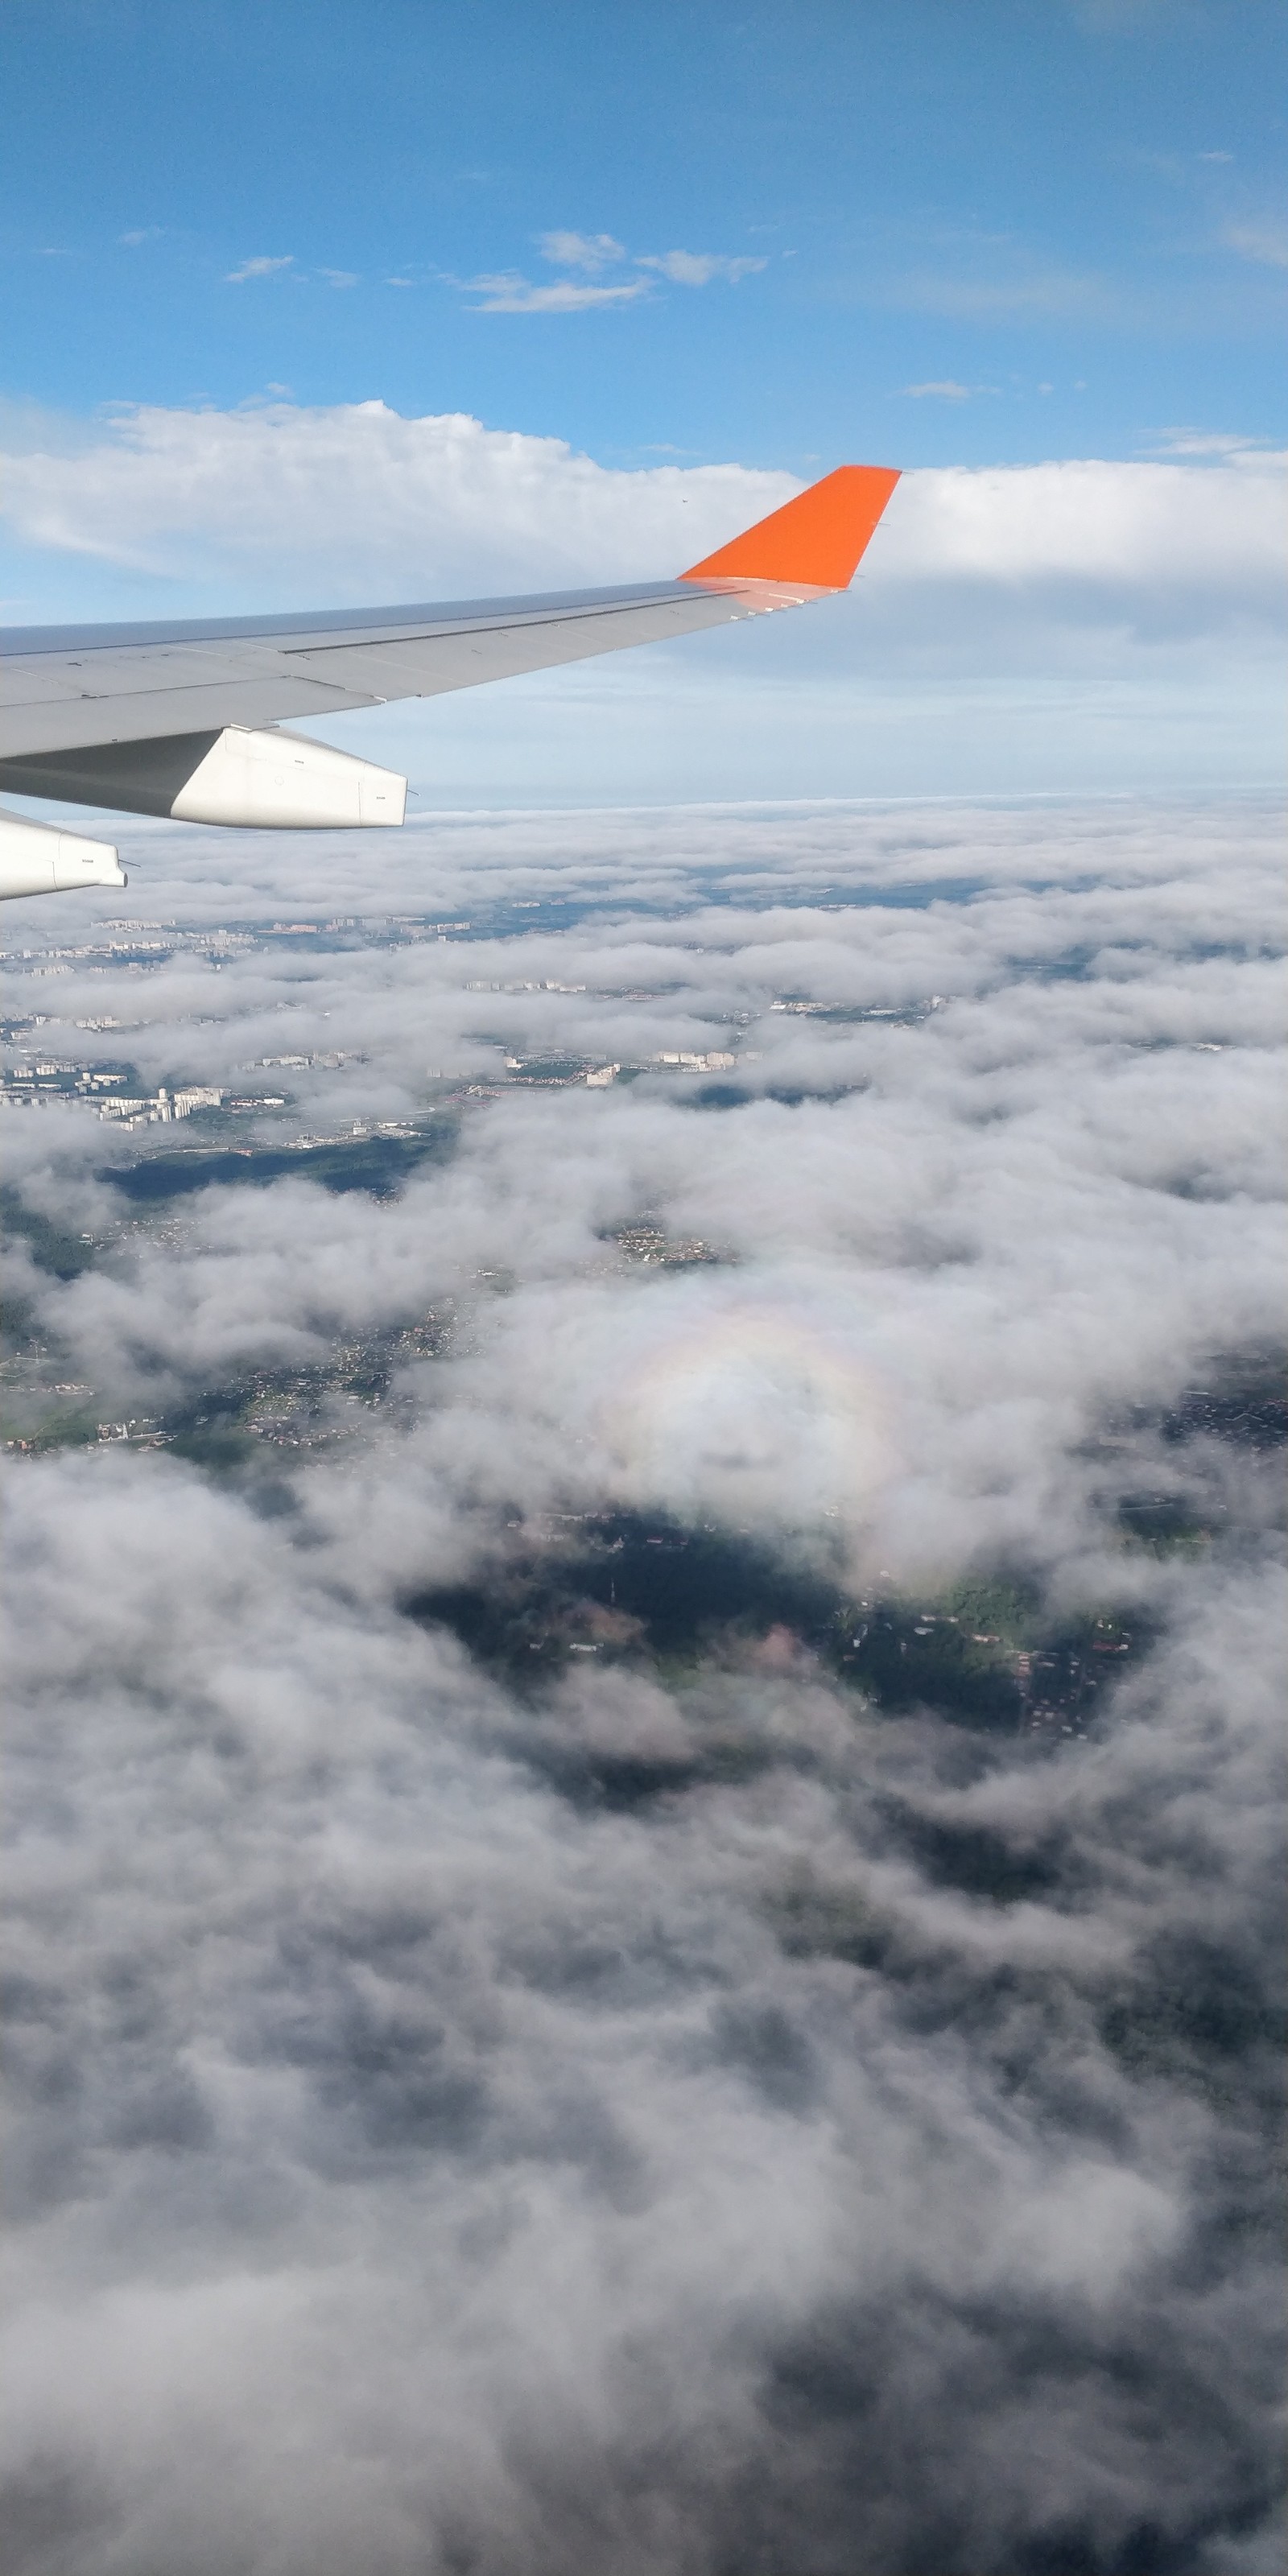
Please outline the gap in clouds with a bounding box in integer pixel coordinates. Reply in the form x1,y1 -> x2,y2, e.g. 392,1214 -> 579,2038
1,797 -> 1284,2575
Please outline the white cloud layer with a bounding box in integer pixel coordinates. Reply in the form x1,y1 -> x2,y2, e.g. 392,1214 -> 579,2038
2,398 -> 1280,605
1,797 -> 1284,2573
0,402 -> 792,593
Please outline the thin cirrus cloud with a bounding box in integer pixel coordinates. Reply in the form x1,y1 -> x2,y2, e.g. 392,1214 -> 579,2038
1150,427 -> 1281,458
536,230 -> 628,273
464,270 -> 650,314
635,250 -> 768,286
224,255 -> 358,290
464,231 -> 768,312
1221,217 -> 1288,269
897,206 -> 1288,323
902,380 -> 976,401
220,233 -> 768,308
897,264 -> 1112,321
225,254 -> 295,283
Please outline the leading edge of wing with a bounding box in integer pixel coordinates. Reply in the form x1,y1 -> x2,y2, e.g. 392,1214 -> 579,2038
0,579 -> 709,661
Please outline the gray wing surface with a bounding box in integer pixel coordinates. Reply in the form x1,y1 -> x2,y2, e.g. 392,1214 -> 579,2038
0,580 -> 778,766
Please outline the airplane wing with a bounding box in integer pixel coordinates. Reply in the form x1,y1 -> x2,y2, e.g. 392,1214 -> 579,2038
0,464 -> 898,893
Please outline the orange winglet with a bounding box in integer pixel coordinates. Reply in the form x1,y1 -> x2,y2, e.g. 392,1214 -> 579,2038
679,463 -> 900,590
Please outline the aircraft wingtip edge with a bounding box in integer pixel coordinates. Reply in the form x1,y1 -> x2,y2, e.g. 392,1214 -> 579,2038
679,462 -> 900,592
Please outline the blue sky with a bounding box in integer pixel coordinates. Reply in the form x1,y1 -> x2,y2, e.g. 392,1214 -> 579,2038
3,0 -> 1285,472
1,1 -> 1283,799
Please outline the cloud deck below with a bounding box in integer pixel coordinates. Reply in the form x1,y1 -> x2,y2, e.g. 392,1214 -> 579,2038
1,795 -> 1284,2575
